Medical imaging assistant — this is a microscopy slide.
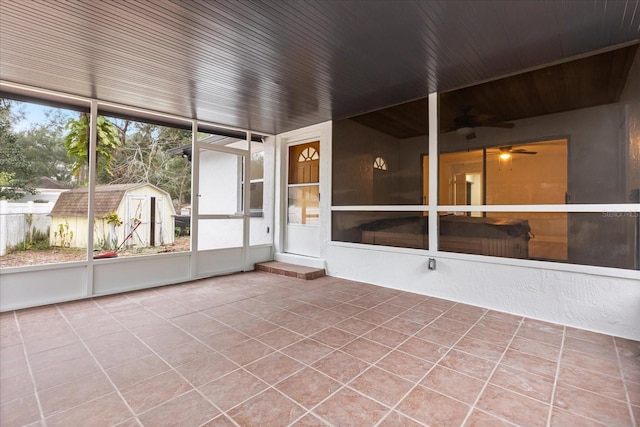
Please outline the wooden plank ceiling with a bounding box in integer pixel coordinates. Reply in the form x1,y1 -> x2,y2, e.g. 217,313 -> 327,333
351,45 -> 638,138
0,0 -> 639,135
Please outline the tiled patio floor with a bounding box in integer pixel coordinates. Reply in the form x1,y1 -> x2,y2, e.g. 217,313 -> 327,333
1,271 -> 638,427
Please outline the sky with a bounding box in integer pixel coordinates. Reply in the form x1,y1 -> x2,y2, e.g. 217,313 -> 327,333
10,100 -> 73,132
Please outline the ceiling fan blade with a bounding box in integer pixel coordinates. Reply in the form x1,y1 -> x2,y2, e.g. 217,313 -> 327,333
511,148 -> 537,154
465,132 -> 476,140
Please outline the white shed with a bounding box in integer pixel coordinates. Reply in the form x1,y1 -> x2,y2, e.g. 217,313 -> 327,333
49,183 -> 176,249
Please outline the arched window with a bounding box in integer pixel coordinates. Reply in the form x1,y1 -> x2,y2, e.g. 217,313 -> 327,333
298,147 -> 319,162
373,156 -> 387,170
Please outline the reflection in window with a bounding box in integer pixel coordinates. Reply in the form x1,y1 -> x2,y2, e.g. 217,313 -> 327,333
373,156 -> 387,170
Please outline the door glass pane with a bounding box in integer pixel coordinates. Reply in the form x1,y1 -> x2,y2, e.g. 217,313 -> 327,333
289,142 -> 319,184
288,186 -> 319,225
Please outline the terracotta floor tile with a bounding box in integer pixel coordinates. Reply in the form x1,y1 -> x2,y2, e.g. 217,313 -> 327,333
381,317 -> 424,335
244,351 -> 304,384
174,353 -> 237,387
45,392 -> 131,427
438,349 -> 496,381
454,336 -> 506,362
561,348 -> 621,378
476,384 -> 549,427
398,307 -> 442,324
558,364 -> 627,401
516,325 -> 563,347
106,354 -> 170,390
355,309 -> 393,325
91,340 -> 153,370
3,272 -> 639,427
489,364 -> 554,403
200,414 -> 238,426
121,370 -> 192,415
553,384 -> 633,426
378,410 -> 424,427
334,317 -> 377,335
284,318 -> 328,336
429,317 -> 473,335
199,329 -> 250,352
397,385 -> 470,426
221,338 -> 273,366
290,413 -> 332,426
443,308 -> 484,324
421,365 -> 484,405
565,327 -> 615,346
32,355 -> 100,391
549,407 -> 609,427
508,335 -> 560,361
397,336 -> 448,363
349,366 -> 413,407
157,340 -> 213,367
463,409 -> 514,426
363,326 -> 409,348
415,326 -> 462,347
313,387 -> 389,427
500,348 -> 558,378
38,371 -> 115,417
27,342 -> 89,372
466,324 -> 514,347
227,388 -> 305,425
137,390 -> 219,426
233,318 -> 279,337
312,350 -> 370,383
0,394 -> 41,427
282,338 -> 335,365
1,372 -> 35,402
376,350 -> 434,383
330,303 -> 366,317
276,367 -> 341,408
311,327 -> 358,348
341,337 -> 392,364
198,369 -> 267,411
256,327 -> 304,349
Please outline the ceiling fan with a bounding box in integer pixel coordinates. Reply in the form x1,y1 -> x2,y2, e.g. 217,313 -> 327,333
452,107 -> 515,140
488,146 -> 538,159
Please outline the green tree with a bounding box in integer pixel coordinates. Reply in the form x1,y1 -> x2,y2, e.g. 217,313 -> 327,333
0,99 -> 36,199
106,120 -> 191,208
18,109 -> 74,185
64,113 -> 121,182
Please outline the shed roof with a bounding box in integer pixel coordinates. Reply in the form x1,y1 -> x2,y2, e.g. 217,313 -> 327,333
49,183 -> 168,218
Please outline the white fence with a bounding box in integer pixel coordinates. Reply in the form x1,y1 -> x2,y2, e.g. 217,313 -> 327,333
0,201 -> 54,256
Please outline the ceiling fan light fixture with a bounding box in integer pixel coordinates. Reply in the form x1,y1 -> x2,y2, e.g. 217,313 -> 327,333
499,153 -> 511,160
456,126 -> 474,136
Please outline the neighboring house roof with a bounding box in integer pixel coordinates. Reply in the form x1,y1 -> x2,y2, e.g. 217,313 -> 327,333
49,183 -> 170,217
38,177 -> 72,190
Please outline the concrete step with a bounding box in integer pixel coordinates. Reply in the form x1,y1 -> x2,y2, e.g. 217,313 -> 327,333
255,261 -> 325,280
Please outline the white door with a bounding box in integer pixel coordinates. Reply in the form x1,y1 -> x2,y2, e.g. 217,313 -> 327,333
285,141 -> 321,257
194,134 -> 249,276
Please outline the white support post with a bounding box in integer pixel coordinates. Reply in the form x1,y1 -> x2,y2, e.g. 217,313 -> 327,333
86,100 -> 98,296
189,120 -> 199,279
428,92 -> 439,253
243,133 -> 252,271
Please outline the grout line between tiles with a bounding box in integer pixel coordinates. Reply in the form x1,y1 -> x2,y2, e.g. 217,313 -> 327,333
614,336 -> 639,427
545,325 -> 566,427
457,315 -> 525,427
11,310 -> 47,427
